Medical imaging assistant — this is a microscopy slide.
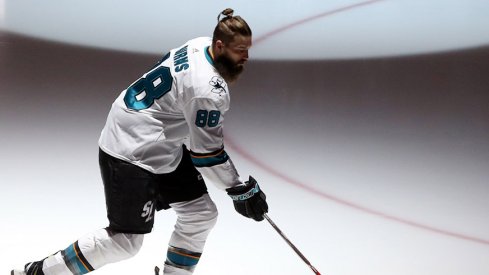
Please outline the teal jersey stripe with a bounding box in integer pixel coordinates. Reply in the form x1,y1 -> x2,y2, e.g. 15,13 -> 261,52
191,149 -> 229,167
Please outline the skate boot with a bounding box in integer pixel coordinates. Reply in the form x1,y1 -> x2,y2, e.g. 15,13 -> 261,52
11,261 -> 44,275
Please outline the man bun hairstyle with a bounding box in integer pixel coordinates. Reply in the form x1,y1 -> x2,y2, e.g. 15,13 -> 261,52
213,8 -> 252,45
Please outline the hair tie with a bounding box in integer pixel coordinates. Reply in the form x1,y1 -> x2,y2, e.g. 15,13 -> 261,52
217,8 -> 234,22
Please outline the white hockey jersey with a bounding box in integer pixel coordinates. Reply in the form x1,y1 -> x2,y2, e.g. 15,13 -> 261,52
99,37 -> 242,189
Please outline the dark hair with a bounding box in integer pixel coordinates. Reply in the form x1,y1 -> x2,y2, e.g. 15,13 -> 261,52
213,8 -> 252,45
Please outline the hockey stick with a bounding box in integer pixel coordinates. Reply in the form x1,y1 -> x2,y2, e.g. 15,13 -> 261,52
263,213 -> 322,275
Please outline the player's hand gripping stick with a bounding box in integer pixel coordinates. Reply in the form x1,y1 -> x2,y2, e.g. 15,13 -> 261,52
263,213 -> 322,275
226,176 -> 268,221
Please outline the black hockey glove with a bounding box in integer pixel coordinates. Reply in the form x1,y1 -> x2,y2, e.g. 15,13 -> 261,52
226,176 -> 268,221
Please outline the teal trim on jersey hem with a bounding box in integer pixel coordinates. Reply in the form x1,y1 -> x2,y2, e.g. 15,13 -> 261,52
191,149 -> 229,167
205,46 -> 214,66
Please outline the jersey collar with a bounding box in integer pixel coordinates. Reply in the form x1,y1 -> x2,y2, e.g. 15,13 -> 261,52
205,46 -> 214,66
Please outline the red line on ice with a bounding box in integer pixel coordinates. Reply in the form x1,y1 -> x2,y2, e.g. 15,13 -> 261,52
226,0 -> 489,246
225,138 -> 489,246
253,0 -> 387,45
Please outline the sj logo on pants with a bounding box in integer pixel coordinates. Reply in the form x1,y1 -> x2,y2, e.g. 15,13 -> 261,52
141,201 -> 155,222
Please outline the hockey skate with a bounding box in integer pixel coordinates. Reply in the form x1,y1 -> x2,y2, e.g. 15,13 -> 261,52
11,261 -> 43,275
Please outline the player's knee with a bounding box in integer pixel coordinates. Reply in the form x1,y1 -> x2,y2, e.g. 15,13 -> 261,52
195,195 -> 218,229
172,194 -> 218,231
200,203 -> 219,230
206,200 -> 218,228
107,229 -> 144,259
122,233 -> 144,258
181,203 -> 218,226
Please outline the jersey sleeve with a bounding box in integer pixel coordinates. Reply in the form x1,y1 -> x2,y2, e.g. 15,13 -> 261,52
183,96 -> 243,190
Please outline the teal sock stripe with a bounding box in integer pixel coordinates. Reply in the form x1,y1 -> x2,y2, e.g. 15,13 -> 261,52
167,248 -> 201,267
62,241 -> 94,275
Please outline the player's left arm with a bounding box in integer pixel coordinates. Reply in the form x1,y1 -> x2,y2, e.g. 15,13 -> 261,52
183,96 -> 242,189
183,95 -> 268,221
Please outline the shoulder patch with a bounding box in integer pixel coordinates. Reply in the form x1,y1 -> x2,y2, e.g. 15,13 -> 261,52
209,76 -> 227,96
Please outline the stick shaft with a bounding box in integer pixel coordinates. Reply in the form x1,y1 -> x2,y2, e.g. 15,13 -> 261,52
263,213 -> 321,275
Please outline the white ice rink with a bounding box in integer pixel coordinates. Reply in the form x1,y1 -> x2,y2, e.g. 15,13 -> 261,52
1,89 -> 489,275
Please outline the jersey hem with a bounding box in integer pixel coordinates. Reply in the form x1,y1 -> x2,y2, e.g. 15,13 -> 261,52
98,146 -> 178,174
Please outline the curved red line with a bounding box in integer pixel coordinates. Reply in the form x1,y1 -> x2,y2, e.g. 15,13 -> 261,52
225,137 -> 489,246
227,0 -> 489,246
253,0 -> 387,45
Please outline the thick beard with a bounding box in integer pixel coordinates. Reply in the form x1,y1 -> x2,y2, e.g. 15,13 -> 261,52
213,53 -> 244,83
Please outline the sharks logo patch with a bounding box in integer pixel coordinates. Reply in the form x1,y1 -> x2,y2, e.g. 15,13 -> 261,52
209,76 -> 227,96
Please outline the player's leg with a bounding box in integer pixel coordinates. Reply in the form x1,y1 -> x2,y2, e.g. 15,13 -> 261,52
12,149 -> 158,275
19,228 -> 144,275
163,194 -> 218,275
156,146 -> 218,275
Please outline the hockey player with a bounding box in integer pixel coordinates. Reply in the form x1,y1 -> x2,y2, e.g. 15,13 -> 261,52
12,8 -> 268,275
